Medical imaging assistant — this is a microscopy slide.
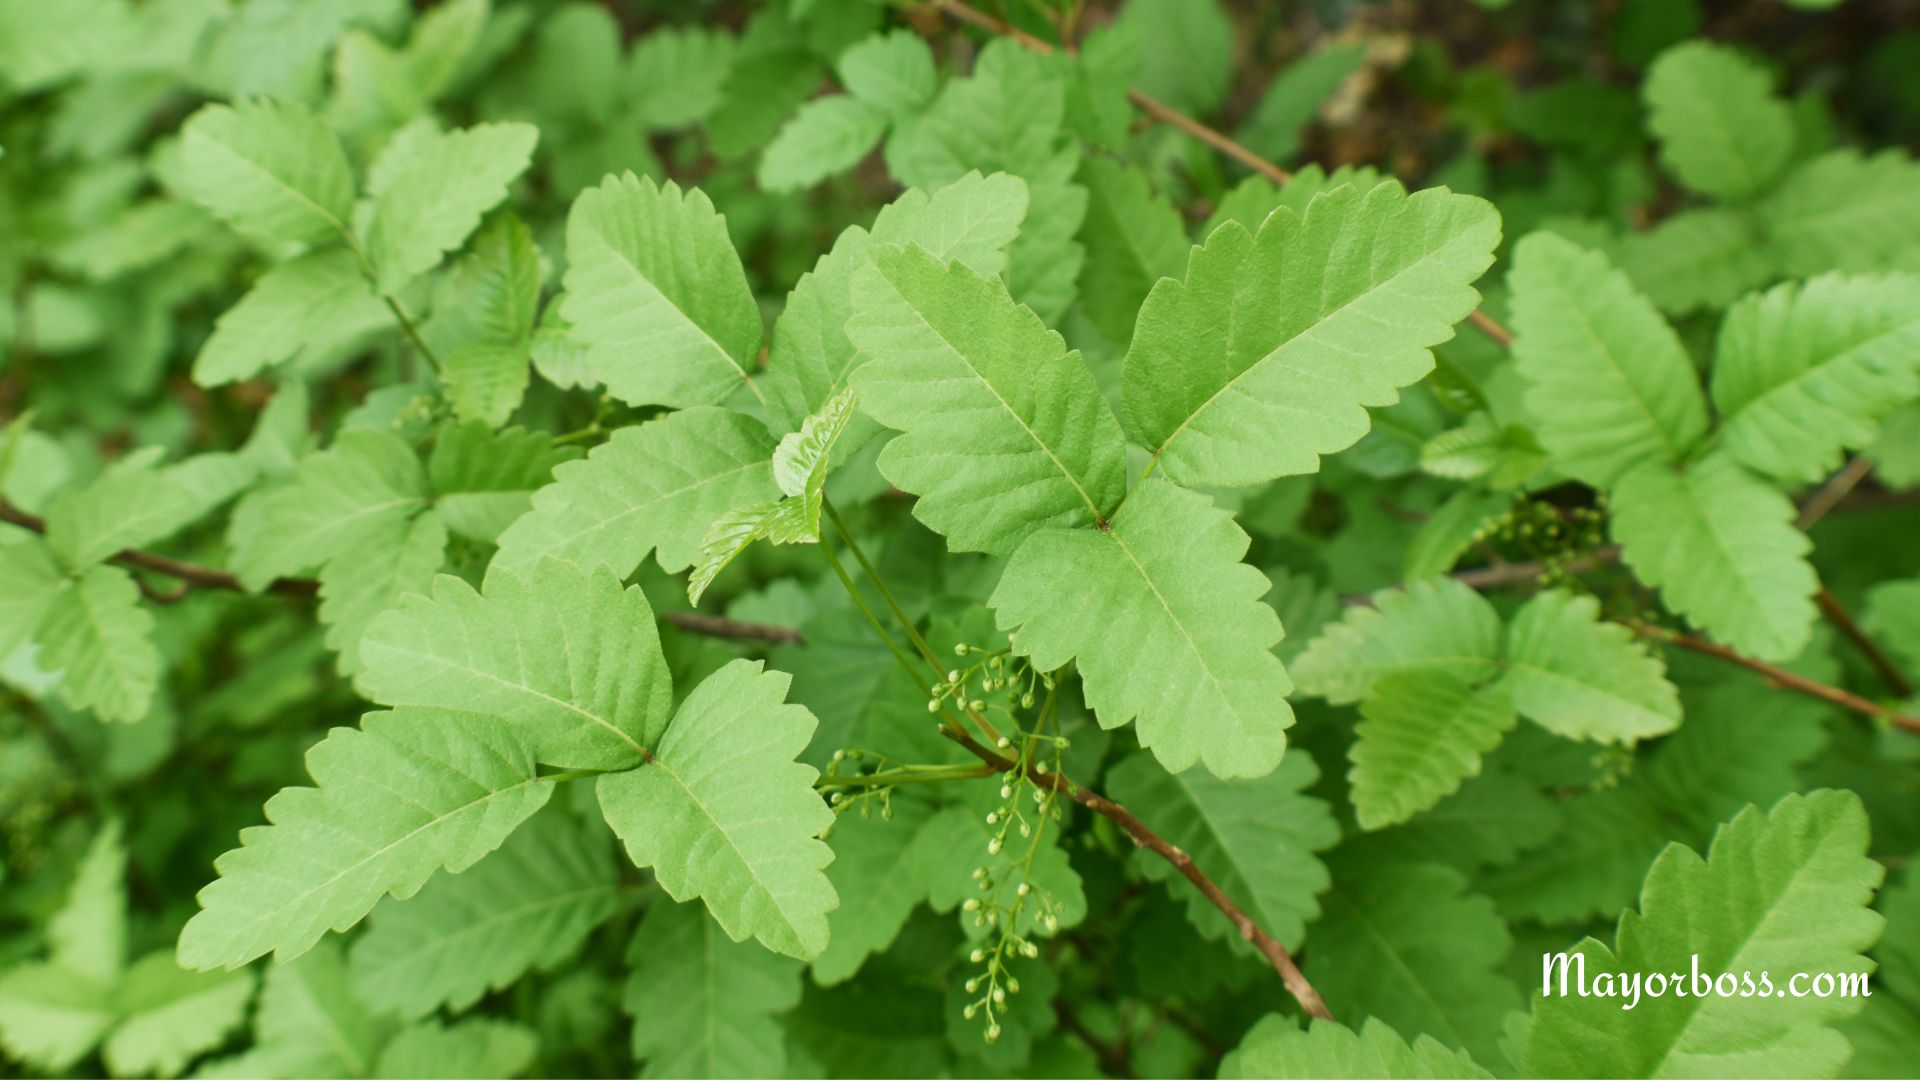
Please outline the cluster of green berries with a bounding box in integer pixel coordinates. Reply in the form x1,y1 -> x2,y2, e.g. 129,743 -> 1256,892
927,642 -> 1051,718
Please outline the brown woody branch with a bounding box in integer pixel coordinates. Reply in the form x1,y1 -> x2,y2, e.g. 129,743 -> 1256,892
1628,621 -> 1920,735
0,501 -> 803,645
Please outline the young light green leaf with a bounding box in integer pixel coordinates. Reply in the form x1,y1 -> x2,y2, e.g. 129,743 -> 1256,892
1221,1016 -> 1492,1080
358,561 -> 670,769
38,565 -> 158,723
687,501 -> 783,606
174,100 -> 355,246
562,174 -> 761,408
1498,589 -> 1682,744
758,96 -> 889,193
1612,453 -> 1818,662
1525,791 -> 1884,1078
228,429 -> 429,590
350,807 -> 623,1019
1311,860 -> 1520,1067
762,171 -> 1029,435
0,965 -> 113,1073
491,408 -> 779,581
1643,42 -> 1794,201
624,899 -> 803,1079
1351,673 -> 1516,830
1711,274 -> 1920,484
1123,181 -> 1501,487
193,249 -> 384,386
1509,232 -> 1709,488
1293,577 -> 1503,706
771,387 -> 856,534
847,243 -> 1127,555
627,26 -> 738,130
993,480 -> 1294,779
596,659 -> 838,959
1106,751 -> 1336,950
176,710 -> 554,970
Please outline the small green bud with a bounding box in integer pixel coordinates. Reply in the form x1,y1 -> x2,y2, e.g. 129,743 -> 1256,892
927,699 -> 941,713
1016,882 -> 1030,897
969,948 -> 985,963
1020,693 -> 1035,708
969,699 -> 985,711
963,898 -> 980,911
1000,784 -> 1013,799
985,811 -> 999,825
947,670 -> 961,684
987,838 -> 1003,855
996,736 -> 1011,749
955,643 -> 969,656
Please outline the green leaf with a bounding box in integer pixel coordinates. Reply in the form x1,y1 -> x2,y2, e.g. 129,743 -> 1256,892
686,500 -> 785,606
597,659 -> 837,959
373,1019 -> 537,1080
995,480 -> 1294,778
176,710 -> 552,970
1524,791 -> 1884,1078
1509,232 -> 1710,488
1483,785 -> 1669,925
1123,181 -> 1501,487
198,941 -> 389,1079
193,249 -> 384,386
364,122 -> 538,294
350,807 -> 623,1018
846,242 -> 1127,555
0,964 -> 112,1073
885,40 -> 1087,324
1293,577 -> 1503,706
771,387 -> 856,536
1237,45 -> 1368,162
359,561 -> 669,769
628,26 -> 737,130
50,821 -> 127,982
319,510 -> 446,678
43,453 -> 200,570
229,430 -> 429,590
432,214 -> 543,425
838,30 -> 936,118
1761,150 -> 1920,276
102,953 -> 255,1078
1114,0 -> 1232,113
1221,1016 -> 1492,1079
1643,42 -> 1794,200
1310,860 -> 1520,1066
562,174 -> 761,408
1711,274 -> 1920,484
624,899 -> 803,1079
1865,577 -> 1920,675
38,565 -> 158,723
1106,751 -> 1336,950
812,796 -> 937,986
1076,157 -> 1189,344
492,408 -> 779,581
1351,673 -> 1517,830
0,537 -> 67,658
1612,454 -> 1818,662
1498,589 -> 1682,744
425,422 -> 575,543
758,96 -> 889,193
762,171 -> 1028,436
1612,209 -> 1773,316
174,100 -> 355,246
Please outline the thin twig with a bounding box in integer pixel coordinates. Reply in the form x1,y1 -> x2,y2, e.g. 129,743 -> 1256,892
1797,456 -> 1875,531
1815,588 -> 1913,698
0,500 -> 802,644
1629,621 -> 1920,734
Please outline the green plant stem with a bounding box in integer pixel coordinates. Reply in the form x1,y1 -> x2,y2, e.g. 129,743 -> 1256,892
823,497 -> 1007,744
819,764 -> 994,790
